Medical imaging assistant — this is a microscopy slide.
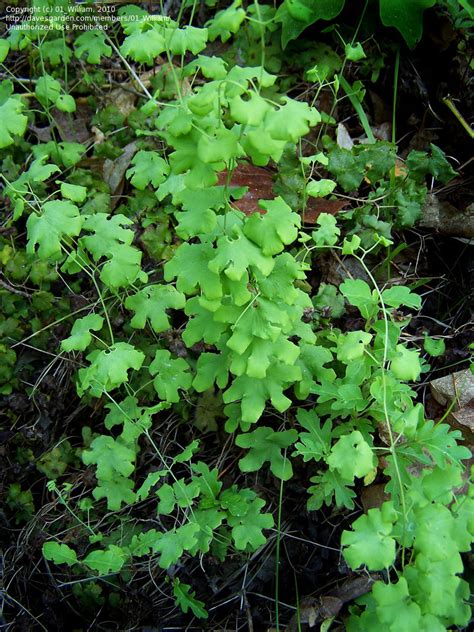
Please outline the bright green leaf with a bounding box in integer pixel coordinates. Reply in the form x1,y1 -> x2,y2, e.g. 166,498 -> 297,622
125,285 -> 185,333
78,342 -> 145,396
61,314 -> 104,352
244,196 -> 301,256
126,150 -> 169,190
149,349 -> 192,403
26,201 -> 83,260
306,179 -> 336,197
236,426 -> 298,480
83,545 -> 127,574
423,335 -> 446,357
43,542 -> 77,566
327,430 -> 375,481
390,344 -> 422,381
173,578 -> 208,619
382,286 -> 421,310
60,182 -> 87,203
228,497 -> 274,549
0,94 -> 27,148
82,435 -> 136,479
341,502 -> 397,570
75,30 -> 112,64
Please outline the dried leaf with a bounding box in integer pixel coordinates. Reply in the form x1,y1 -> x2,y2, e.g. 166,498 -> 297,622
449,406 -> 474,444
361,483 -> 390,512
107,88 -> 137,118
420,195 -> 474,239
430,369 -> 474,409
103,141 -> 137,199
337,123 -> 354,149
217,162 -> 348,223
303,198 -> 348,224
217,163 -> 274,215
52,103 -> 91,143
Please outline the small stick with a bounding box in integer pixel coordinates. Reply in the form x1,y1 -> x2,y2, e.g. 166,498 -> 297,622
443,97 -> 474,140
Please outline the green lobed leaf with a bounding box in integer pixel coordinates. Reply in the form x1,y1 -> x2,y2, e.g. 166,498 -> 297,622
27,201 -> 83,260
209,226 -> 274,280
173,578 -> 208,619
120,27 -> 166,65
327,430 -> 376,481
74,30 -> 112,64
82,435 -> 136,480
423,335 -> 446,357
236,426 -> 298,480
93,476 -> 136,511
223,363 -> 301,422
125,285 -> 185,333
379,0 -> 436,48
43,542 -> 78,566
61,314 -> 104,352
83,545 -> 127,574
340,279 -> 379,320
126,150 -> 169,190
390,344 -> 422,381
164,242 -> 223,300
306,179 -> 337,198
264,97 -> 321,143
35,74 -> 61,106
307,469 -> 356,510
293,409 -> 333,462
382,286 -> 421,310
149,349 -> 192,403
207,0 -> 246,42
311,213 -> 340,247
227,496 -> 274,549
244,196 -> 301,256
341,502 -> 397,570
78,342 -> 145,396
153,523 -> 199,568
60,182 -> 87,203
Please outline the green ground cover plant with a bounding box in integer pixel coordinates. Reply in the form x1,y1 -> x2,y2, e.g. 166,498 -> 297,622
1,1 -> 472,629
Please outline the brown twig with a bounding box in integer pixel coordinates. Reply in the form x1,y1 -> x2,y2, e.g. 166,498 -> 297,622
0,276 -> 31,298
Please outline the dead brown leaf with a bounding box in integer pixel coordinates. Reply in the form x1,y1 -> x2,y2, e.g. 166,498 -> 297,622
361,484 -> 389,512
217,163 -> 273,215
302,199 -> 349,224
285,575 -> 380,631
103,141 -> 137,201
430,369 -> 474,409
217,162 -> 348,222
449,405 -> 474,445
107,87 -> 137,118
51,103 -> 91,144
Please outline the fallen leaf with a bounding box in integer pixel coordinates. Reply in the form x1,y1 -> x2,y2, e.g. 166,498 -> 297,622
195,390 -> 223,432
285,575 -> 379,631
91,125 -> 105,145
449,405 -> 474,444
52,103 -> 91,144
217,162 -> 348,222
372,122 -> 392,141
361,484 -> 389,512
430,369 -> 474,409
420,194 -> 474,239
29,124 -> 53,142
107,87 -> 137,118
217,162 -> 274,215
337,123 -> 354,149
302,198 -> 349,224
103,141 -> 137,200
